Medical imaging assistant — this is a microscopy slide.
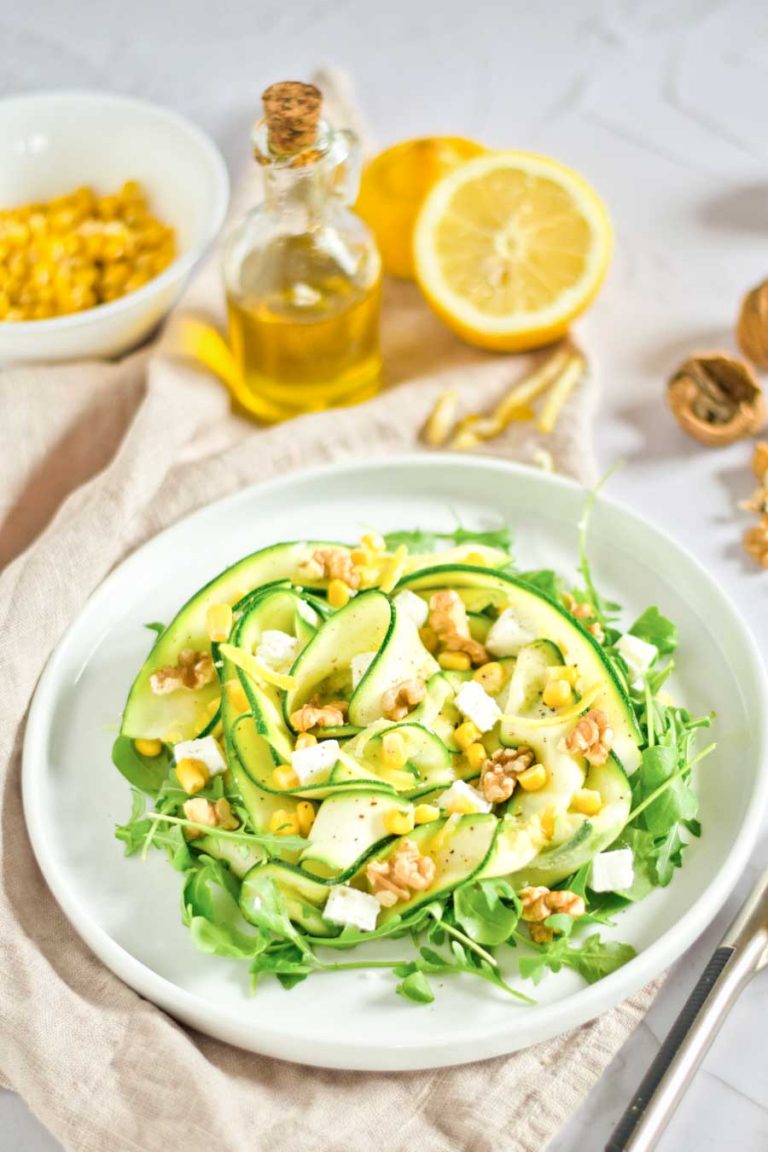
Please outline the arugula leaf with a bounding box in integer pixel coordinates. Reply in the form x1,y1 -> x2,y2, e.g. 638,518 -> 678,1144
396,970 -> 435,1004
183,859 -> 268,960
518,930 -> 636,985
382,524 -> 513,555
517,569 -> 562,601
453,879 -> 520,946
653,825 -> 686,887
111,734 -> 169,794
382,528 -> 437,552
629,607 -> 678,657
635,745 -> 698,836
251,943 -> 315,990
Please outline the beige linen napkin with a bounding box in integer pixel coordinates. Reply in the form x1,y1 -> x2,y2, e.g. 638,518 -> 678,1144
0,70 -> 658,1152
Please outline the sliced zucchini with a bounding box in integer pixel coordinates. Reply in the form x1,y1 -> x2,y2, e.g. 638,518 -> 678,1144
476,814 -> 547,880
192,834 -> 265,879
240,861 -> 336,937
398,565 -> 641,774
122,542 -> 334,741
361,722 -> 456,791
504,639 -> 564,715
299,790 -> 411,878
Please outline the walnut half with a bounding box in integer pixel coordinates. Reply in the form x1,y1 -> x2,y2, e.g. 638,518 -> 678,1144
667,353 -> 764,446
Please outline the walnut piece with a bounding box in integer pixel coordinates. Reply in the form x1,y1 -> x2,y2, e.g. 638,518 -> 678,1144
480,746 -> 538,803
428,590 -> 488,665
290,699 -> 348,732
738,280 -> 768,370
667,354 -> 765,446
149,648 -> 216,695
297,547 -> 360,588
565,708 -> 614,766
752,441 -> 768,482
563,593 -> 604,644
381,678 -> 426,721
183,797 -> 239,839
520,885 -> 585,943
442,631 -> 489,666
366,839 -> 437,907
743,518 -> 768,568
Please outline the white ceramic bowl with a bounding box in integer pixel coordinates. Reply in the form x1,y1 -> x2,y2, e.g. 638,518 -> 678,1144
22,456 -> 768,1070
0,91 -> 229,363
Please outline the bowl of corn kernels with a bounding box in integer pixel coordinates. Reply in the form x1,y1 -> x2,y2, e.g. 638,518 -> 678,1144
0,91 -> 229,364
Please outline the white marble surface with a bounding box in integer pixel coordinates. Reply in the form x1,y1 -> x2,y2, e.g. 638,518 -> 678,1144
2,0 -> 768,1147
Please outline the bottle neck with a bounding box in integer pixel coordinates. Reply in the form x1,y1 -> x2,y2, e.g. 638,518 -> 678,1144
252,118 -> 359,227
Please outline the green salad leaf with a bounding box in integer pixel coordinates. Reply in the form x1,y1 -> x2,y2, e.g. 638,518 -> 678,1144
629,607 -> 678,657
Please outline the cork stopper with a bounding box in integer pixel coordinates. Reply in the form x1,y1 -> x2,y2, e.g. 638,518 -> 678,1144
262,81 -> 322,154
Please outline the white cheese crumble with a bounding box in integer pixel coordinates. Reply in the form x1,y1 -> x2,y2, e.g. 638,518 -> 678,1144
590,848 -> 635,892
438,779 -> 493,815
255,629 -> 299,672
616,633 -> 657,688
291,739 -> 341,784
394,589 -> 429,629
454,679 -> 502,733
351,650 -> 377,690
486,608 -> 536,657
173,735 -> 227,777
323,885 -> 380,932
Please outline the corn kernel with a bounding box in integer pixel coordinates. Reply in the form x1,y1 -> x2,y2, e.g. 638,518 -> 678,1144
463,551 -> 488,566
518,764 -> 548,792
268,809 -> 301,836
473,661 -> 506,694
272,764 -> 300,790
206,602 -> 233,643
549,664 -> 581,686
540,807 -> 556,839
225,677 -> 249,714
571,789 -> 603,816
542,678 -> 572,709
465,742 -> 487,771
133,738 -> 163,758
454,720 -> 482,751
384,808 -> 415,836
438,650 -> 472,671
419,625 -> 440,653
382,731 -> 409,770
350,548 -> 369,565
295,732 -> 317,750
361,531 -> 386,552
296,800 -> 317,836
175,757 -> 209,795
414,804 -> 441,825
328,578 -> 351,608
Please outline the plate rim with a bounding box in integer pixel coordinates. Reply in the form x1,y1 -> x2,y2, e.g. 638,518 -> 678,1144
22,453 -> 768,1070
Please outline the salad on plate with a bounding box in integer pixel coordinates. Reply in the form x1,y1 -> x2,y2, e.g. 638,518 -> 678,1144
114,514 -> 713,1004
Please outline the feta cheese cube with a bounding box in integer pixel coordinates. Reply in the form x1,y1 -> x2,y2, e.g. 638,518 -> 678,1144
394,589 -> 429,629
486,608 -> 536,657
351,651 -> 377,690
454,679 -> 502,733
323,885 -> 380,932
291,738 -> 341,784
255,629 -> 299,673
590,848 -> 635,893
616,633 -> 657,687
173,735 -> 227,777
438,779 -> 493,815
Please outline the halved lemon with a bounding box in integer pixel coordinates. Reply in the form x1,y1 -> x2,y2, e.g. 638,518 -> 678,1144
413,151 -> 612,351
356,137 -> 485,279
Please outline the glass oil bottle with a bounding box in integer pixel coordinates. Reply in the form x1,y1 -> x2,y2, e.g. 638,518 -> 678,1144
222,81 -> 382,422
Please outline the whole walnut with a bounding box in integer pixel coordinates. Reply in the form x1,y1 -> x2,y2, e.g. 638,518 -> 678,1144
738,280 -> 768,370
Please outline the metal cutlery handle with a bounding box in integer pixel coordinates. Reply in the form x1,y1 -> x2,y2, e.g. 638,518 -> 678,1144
606,870 -> 768,1152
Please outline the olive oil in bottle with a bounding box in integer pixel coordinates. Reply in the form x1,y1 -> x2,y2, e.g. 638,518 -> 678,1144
222,82 -> 382,421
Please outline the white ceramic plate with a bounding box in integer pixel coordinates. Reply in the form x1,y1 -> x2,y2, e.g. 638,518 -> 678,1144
23,456 -> 768,1070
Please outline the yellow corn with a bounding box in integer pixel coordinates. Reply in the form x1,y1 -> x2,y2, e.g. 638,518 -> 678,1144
548,664 -> 580,686
133,738 -> 163,758
175,757 -> 210,795
465,742 -> 488,771
414,804 -> 441,825
225,678 -> 249,713
384,808 -> 416,836
164,726 -> 186,745
540,807 -> 556,839
379,544 -> 408,594
542,678 -> 572,709
295,732 -> 317,750
438,650 -> 472,671
361,531 -> 386,553
206,602 -> 233,643
419,625 -> 440,653
518,764 -> 548,792
454,721 -> 481,751
272,764 -> 300,790
268,809 -> 301,836
327,578 -> 351,608
463,551 -> 488,566
382,731 -> 409,770
571,789 -> 603,816
350,548 -> 369,565
296,801 -> 317,836
473,661 -> 506,694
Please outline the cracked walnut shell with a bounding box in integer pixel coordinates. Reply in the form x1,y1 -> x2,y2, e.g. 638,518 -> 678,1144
667,354 -> 764,446
738,280 -> 768,370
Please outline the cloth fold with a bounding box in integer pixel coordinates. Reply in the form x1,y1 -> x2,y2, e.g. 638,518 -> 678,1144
0,68 -> 656,1152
